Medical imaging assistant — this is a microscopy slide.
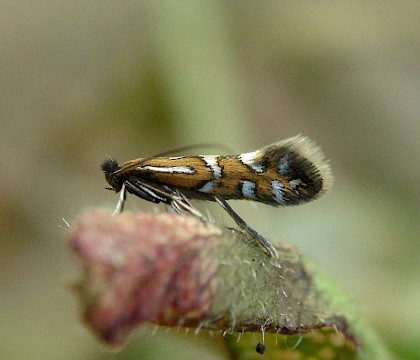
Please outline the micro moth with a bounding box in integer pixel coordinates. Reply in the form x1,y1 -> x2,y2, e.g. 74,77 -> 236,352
101,135 -> 333,258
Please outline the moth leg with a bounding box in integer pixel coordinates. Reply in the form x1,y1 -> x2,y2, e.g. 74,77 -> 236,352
128,181 -> 167,203
214,196 -> 279,259
125,180 -> 206,222
113,181 -> 165,215
173,191 -> 206,222
170,200 -> 184,215
142,183 -> 206,221
112,182 -> 127,215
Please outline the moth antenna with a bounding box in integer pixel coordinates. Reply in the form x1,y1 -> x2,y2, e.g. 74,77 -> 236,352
152,142 -> 236,157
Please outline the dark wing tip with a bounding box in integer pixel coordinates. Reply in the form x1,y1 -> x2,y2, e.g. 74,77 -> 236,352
264,135 -> 333,205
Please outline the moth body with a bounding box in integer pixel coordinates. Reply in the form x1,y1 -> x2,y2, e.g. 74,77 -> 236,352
101,135 -> 333,259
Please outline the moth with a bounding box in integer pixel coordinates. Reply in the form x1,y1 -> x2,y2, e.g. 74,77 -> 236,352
101,135 -> 333,258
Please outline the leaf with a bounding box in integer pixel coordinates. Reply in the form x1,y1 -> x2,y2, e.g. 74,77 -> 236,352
69,211 -> 392,359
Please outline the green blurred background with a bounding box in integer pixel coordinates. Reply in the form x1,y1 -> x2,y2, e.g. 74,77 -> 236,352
1,2 -> 418,359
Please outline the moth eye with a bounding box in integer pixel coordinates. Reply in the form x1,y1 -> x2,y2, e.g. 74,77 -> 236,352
101,158 -> 123,192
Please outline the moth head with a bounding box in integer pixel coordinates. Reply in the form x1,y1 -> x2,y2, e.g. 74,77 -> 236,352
100,158 -> 124,192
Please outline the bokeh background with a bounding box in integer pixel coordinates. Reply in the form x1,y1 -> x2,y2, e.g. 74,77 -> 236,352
1,2 -> 419,359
